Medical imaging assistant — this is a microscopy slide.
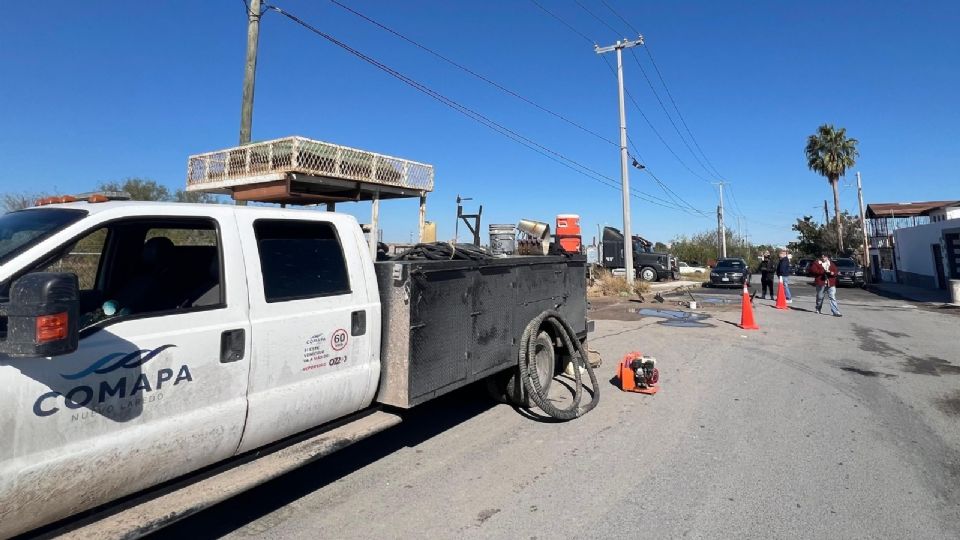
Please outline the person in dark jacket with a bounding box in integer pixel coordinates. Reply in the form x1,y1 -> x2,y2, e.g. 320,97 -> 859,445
758,254 -> 775,299
809,252 -> 842,316
775,249 -> 792,304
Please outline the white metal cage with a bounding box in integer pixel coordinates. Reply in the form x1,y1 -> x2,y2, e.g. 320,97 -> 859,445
186,136 -> 435,193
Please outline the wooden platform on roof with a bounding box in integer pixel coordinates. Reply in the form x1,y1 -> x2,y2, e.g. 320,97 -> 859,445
186,136 -> 434,205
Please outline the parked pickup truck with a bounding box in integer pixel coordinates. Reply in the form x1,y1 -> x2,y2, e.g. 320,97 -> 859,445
0,200 -> 590,538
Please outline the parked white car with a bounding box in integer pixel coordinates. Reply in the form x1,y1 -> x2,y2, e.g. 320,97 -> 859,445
678,261 -> 707,275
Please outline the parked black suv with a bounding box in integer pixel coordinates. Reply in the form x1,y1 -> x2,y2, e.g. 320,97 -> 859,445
795,258 -> 813,276
833,258 -> 865,287
709,258 -> 752,287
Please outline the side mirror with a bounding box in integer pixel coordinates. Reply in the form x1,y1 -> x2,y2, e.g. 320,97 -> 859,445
0,272 -> 79,358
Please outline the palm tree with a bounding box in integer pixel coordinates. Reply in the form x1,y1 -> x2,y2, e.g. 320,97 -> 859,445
805,124 -> 859,252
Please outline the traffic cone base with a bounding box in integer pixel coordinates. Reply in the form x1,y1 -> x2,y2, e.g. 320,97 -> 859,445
775,277 -> 788,310
739,283 -> 759,330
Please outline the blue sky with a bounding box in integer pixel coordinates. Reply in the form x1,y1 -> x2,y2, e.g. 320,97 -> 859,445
1,0 -> 958,245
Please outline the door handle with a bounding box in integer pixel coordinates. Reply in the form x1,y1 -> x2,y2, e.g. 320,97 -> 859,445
220,329 -> 245,363
351,310 -> 366,336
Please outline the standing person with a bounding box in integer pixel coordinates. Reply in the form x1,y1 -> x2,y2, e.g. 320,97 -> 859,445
775,249 -> 792,304
809,252 -> 842,316
758,254 -> 775,299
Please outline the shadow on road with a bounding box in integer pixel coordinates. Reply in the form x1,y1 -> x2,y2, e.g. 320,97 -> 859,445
148,384 -> 498,538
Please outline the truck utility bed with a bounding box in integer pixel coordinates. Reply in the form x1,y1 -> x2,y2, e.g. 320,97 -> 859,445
375,255 -> 587,408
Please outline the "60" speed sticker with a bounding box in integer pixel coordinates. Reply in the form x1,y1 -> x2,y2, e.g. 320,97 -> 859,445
331,329 -> 349,351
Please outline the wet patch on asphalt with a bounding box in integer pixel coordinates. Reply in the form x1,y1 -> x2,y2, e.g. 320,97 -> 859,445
840,367 -> 897,379
934,391 -> 960,417
902,356 -> 960,376
630,308 -> 714,328
852,324 -> 902,357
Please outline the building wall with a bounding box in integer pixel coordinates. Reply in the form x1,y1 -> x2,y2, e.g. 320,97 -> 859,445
928,206 -> 960,223
894,219 -> 960,288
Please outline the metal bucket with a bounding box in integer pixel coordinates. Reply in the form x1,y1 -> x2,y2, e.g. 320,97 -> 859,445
489,224 -> 516,255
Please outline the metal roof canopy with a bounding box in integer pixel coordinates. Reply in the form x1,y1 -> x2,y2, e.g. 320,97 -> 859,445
866,201 -> 960,219
186,136 -> 434,255
186,136 -> 434,204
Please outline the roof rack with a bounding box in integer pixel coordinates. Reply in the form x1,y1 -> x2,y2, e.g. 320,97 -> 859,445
185,136 -> 434,205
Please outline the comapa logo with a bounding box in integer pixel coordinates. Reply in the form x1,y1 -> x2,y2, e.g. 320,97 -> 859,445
33,345 -> 191,418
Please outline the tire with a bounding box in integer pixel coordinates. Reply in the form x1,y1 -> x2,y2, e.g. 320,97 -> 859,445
640,266 -> 658,282
504,331 -> 555,407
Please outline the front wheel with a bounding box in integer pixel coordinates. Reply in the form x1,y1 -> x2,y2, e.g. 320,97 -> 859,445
639,266 -> 658,282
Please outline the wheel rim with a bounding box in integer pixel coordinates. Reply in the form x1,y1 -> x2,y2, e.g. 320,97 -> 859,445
534,342 -> 553,392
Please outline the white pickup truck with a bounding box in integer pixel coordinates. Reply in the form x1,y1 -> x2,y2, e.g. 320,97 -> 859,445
0,199 -> 591,538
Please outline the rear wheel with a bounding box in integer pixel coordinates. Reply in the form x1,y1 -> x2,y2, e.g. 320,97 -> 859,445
501,331 -> 555,407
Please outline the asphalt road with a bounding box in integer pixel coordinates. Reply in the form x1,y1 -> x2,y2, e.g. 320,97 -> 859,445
154,277 -> 960,539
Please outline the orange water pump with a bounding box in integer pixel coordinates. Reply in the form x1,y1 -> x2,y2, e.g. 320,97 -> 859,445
617,352 -> 660,394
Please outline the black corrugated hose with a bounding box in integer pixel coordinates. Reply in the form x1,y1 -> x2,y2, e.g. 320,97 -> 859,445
518,310 -> 599,420
391,242 -> 493,261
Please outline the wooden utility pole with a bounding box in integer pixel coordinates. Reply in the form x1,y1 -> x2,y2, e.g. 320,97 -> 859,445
239,0 -> 261,146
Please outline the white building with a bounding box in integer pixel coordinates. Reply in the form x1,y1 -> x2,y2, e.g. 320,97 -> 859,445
866,200 -> 960,284
892,212 -> 960,290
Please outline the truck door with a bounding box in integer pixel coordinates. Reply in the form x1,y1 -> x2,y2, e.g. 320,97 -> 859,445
235,214 -> 380,453
0,211 -> 251,538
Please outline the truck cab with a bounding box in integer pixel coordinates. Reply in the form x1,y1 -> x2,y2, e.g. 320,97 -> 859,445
0,201 -> 381,537
600,226 -> 677,281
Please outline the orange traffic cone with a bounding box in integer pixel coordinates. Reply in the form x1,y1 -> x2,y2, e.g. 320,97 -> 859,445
740,283 -> 760,330
739,282 -> 759,330
775,276 -> 788,310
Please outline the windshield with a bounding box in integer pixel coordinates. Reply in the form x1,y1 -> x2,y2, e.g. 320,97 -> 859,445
835,258 -> 857,268
0,208 -> 87,265
715,260 -> 745,270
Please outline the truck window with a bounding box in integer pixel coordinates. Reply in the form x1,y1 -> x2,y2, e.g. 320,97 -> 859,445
4,217 -> 225,332
254,219 -> 350,302
38,228 -> 108,290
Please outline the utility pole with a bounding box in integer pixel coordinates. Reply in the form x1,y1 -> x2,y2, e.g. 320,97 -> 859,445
239,0 -> 261,146
236,0 -> 261,206
596,36 -> 643,286
737,216 -> 743,257
856,171 -> 870,279
823,200 -> 829,226
714,182 -> 727,258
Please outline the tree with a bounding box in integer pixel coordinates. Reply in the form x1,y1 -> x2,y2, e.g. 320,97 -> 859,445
2,193 -> 44,212
805,124 -> 859,252
98,178 -> 171,201
670,227 -> 758,266
788,212 -> 864,259
174,189 -> 220,204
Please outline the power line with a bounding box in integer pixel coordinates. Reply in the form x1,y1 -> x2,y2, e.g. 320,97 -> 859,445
528,0 -> 594,44
572,0 -> 621,36
628,48 -> 717,180
527,0 -> 718,220
266,4 -> 694,214
599,0 -> 641,35
595,0 -> 724,180
627,138 -> 708,218
726,183 -> 746,218
327,0 -> 619,149
643,46 -> 724,179
599,55 -> 714,184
